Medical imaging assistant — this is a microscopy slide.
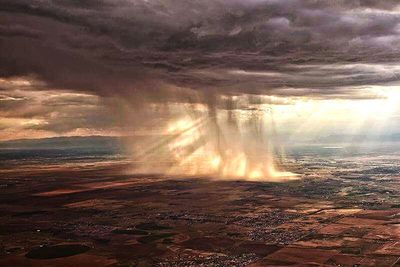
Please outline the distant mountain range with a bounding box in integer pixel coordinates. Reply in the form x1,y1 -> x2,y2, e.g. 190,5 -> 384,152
0,136 -> 122,150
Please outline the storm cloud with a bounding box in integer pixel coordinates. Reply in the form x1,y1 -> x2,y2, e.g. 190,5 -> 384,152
1,0 -> 400,138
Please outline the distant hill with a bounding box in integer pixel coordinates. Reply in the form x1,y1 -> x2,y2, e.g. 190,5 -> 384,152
316,134 -> 400,143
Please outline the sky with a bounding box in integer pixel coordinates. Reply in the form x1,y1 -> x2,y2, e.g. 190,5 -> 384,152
1,0 -> 400,141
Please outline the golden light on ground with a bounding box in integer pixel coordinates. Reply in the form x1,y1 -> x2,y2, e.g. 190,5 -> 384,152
130,110 -> 299,181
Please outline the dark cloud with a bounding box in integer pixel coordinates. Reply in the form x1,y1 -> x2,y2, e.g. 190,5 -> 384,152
1,0 -> 400,102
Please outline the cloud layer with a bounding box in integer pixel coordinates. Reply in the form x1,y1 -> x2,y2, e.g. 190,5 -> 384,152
2,0 -> 400,95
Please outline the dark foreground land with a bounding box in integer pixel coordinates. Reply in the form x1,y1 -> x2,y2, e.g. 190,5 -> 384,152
1,152 -> 400,266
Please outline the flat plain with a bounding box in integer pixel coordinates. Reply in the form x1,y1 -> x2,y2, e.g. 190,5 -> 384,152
1,149 -> 400,266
